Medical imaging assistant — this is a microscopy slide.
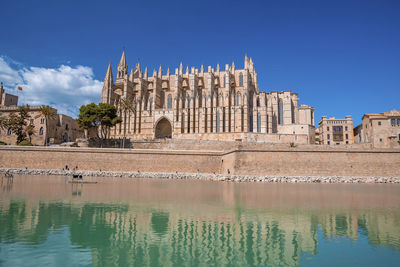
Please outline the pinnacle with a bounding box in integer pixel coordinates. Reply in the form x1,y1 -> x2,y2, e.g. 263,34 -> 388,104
119,50 -> 127,67
104,61 -> 113,82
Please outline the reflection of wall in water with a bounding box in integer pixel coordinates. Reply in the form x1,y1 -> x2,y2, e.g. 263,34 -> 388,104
2,200 -> 400,266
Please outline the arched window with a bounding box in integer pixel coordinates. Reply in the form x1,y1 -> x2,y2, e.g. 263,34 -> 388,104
257,113 -> 261,133
216,112 -> 220,133
39,127 -> 44,135
7,129 -> 12,135
160,91 -> 165,108
278,100 -> 283,125
256,97 -> 260,107
65,124 -> 69,130
239,73 -> 243,86
167,94 -> 172,109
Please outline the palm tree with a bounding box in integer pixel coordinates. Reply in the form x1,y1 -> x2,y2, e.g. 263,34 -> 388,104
35,105 -> 57,146
120,98 -> 136,148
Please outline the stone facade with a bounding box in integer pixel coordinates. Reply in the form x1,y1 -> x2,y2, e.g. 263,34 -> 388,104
354,110 -> 400,148
0,105 -> 83,145
318,116 -> 353,145
1,145 -> 399,177
101,52 -> 315,143
0,83 -> 18,107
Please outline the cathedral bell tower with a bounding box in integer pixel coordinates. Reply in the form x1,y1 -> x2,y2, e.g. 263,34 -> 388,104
116,50 -> 128,80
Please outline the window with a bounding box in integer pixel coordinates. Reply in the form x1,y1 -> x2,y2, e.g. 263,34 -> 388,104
378,121 -> 381,126
327,127 -> 330,131
346,133 -> 348,139
346,141 -> 349,144
160,91 -> 165,108
345,126 -> 348,131
391,118 -> 396,126
7,129 -> 11,135
332,126 -> 343,142
327,141 -> 330,145
398,133 -> 400,140
167,94 -> 172,109
65,124 -> 69,130
39,127 -> 44,135
327,134 -> 330,140
257,114 -> 261,133
30,119 -> 34,125
40,118 -> 45,124
278,100 -> 283,125
239,73 -> 243,86
236,94 -> 240,106
379,138 -> 382,142
397,118 -> 400,125
216,112 -> 220,133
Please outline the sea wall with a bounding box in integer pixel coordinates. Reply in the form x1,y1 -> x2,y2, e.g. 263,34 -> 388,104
0,145 -> 399,178
0,146 -> 222,173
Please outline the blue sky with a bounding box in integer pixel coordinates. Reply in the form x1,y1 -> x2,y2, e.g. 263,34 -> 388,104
0,0 -> 399,126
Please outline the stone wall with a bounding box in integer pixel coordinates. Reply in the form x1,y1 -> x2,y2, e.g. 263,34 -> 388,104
0,146 -> 399,177
0,146 -> 222,174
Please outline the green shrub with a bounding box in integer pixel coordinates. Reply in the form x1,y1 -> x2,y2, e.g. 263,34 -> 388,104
0,141 -> 7,145
18,140 -> 33,146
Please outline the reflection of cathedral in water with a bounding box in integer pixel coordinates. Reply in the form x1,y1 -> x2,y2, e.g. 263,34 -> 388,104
1,200 -> 400,266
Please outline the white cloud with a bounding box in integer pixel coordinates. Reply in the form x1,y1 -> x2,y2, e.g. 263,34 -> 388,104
0,56 -> 102,118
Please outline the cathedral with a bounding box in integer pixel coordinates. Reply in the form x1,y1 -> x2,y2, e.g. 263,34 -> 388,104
101,51 -> 315,143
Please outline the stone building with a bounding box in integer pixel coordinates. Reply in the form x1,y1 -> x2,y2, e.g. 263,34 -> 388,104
318,116 -> 353,145
0,83 -> 18,107
0,91 -> 83,145
354,110 -> 400,148
101,51 -> 315,143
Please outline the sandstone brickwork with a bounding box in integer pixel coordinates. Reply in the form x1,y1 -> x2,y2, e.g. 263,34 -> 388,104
354,110 -> 400,148
101,52 -> 315,143
1,146 -> 399,178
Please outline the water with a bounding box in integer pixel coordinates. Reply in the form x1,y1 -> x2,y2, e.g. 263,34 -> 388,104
0,175 -> 399,267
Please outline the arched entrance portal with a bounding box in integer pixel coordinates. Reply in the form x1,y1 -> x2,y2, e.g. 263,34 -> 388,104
154,118 -> 172,139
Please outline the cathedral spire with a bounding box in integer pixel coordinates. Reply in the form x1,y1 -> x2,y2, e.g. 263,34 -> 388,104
119,50 -> 127,67
104,61 -> 113,84
117,50 -> 128,79
144,67 -> 148,78
244,53 -> 249,69
167,67 -> 170,76
101,61 -> 114,104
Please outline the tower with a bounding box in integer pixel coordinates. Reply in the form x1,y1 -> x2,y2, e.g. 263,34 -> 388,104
101,62 -> 114,104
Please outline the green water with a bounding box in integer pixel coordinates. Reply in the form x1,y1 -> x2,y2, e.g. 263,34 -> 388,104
0,175 -> 400,266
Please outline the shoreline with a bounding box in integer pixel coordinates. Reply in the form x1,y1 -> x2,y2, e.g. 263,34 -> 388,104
1,168 -> 399,184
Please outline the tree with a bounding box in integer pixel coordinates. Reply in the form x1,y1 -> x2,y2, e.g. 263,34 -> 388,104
25,124 -> 35,143
7,105 -> 31,144
77,103 -> 122,144
77,103 -> 98,138
35,105 -> 57,146
120,98 -> 136,148
0,112 -> 7,131
97,103 -> 122,139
